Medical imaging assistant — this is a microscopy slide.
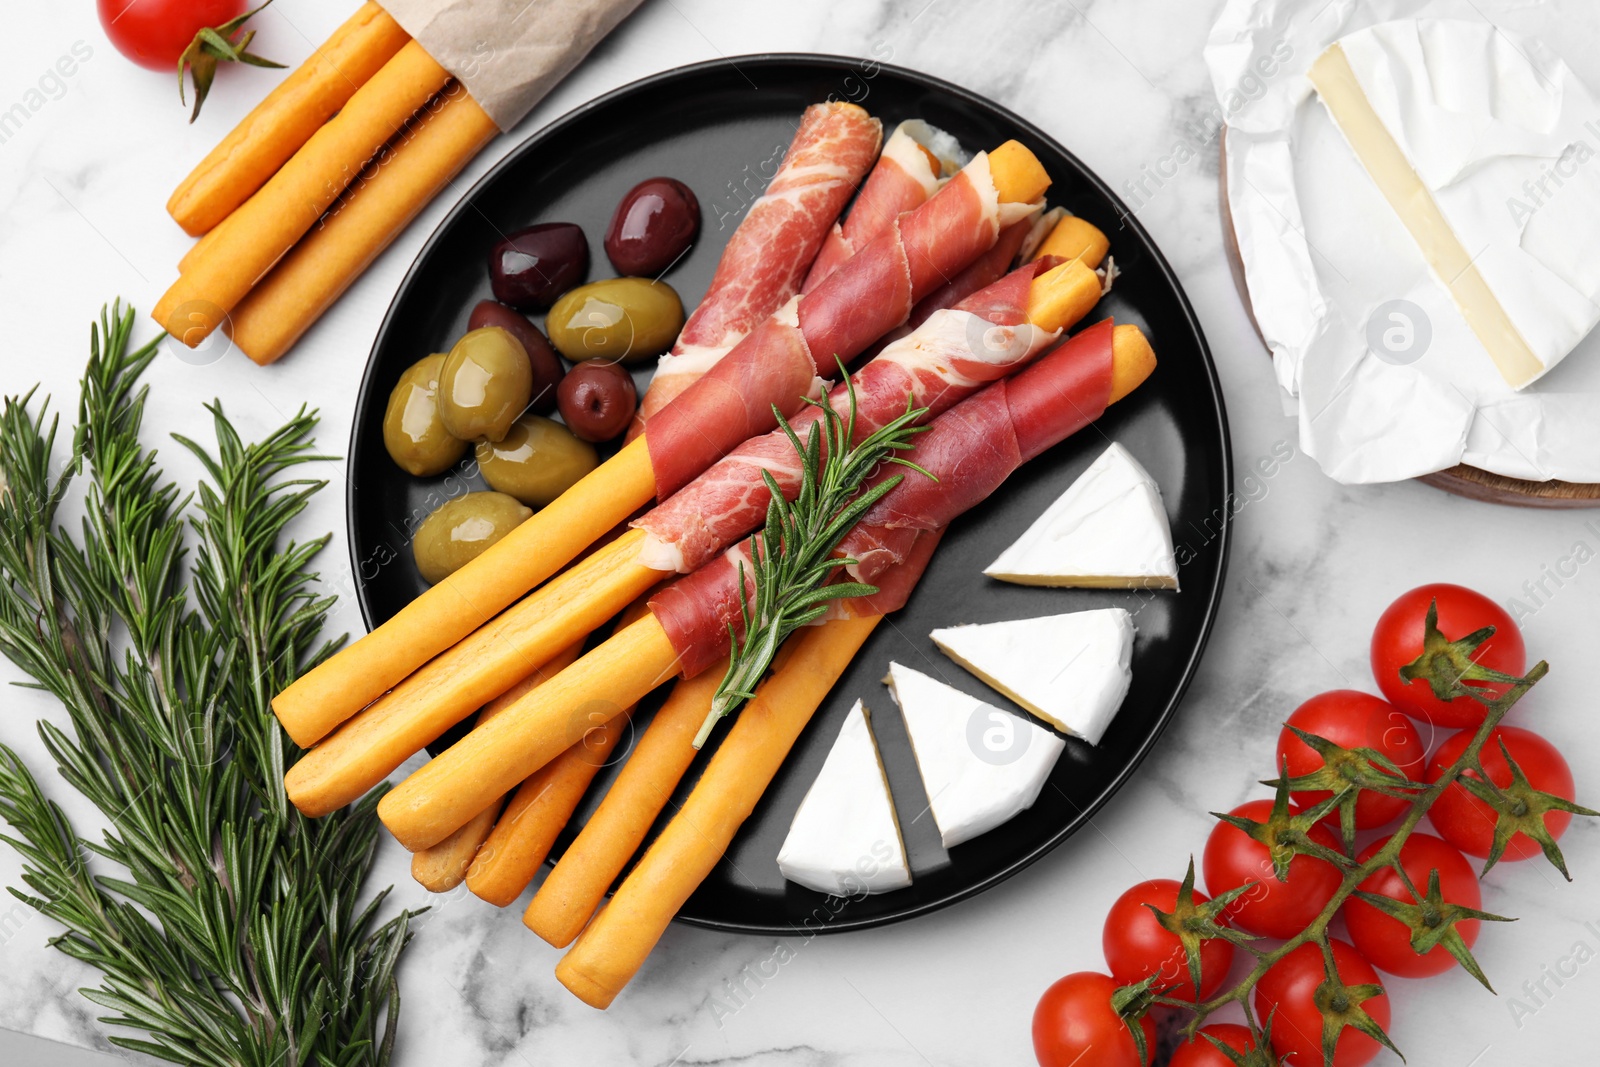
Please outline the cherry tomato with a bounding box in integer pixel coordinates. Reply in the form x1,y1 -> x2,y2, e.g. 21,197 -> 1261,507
1425,725 -> 1574,861
1343,833 -> 1481,978
1276,690 -> 1425,830
1255,939 -> 1390,1067
1102,879 -> 1234,1003
1169,1023 -> 1258,1067
1033,972 -> 1152,1067
98,0 -> 248,70
1370,583 -> 1525,730
1203,799 -> 1343,939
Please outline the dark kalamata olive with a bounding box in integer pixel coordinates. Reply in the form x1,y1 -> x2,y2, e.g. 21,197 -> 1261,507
557,360 -> 637,443
604,178 -> 700,276
489,222 -> 588,309
467,300 -> 564,414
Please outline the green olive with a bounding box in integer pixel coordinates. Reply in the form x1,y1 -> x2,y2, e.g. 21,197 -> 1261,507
545,277 -> 685,364
475,415 -> 598,508
438,327 -> 534,442
412,492 -> 532,585
383,353 -> 468,477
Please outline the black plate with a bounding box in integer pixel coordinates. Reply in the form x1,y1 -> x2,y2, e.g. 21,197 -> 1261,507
349,55 -> 1231,933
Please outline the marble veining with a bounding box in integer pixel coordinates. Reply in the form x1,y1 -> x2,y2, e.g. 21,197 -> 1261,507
2,1 -> 1597,1064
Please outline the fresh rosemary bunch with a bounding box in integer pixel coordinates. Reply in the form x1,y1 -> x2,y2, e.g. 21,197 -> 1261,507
698,375 -> 929,747
0,303 -> 413,1066
1111,603 -> 1595,1067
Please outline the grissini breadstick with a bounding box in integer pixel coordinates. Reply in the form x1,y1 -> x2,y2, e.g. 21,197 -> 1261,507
287,245 -> 1104,811
228,83 -> 500,365
275,443 -> 655,749
409,639 -> 584,893
556,611 -> 883,1007
522,660 -> 727,946
376,322 -> 1154,853
285,529 -> 658,814
461,599 -> 659,906
270,139 -> 1051,747
154,40 -> 453,345
167,2 -> 411,236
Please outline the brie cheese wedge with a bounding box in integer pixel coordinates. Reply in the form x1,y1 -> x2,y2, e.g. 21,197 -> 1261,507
985,443 -> 1178,589
884,663 -> 1064,849
931,608 -> 1134,745
1309,19 -> 1600,389
776,700 -> 911,896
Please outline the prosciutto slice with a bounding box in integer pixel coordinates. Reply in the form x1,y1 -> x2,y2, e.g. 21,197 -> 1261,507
837,317 -> 1118,583
645,150 -> 1046,499
634,260 -> 1062,573
649,529 -> 944,679
800,120 -> 963,293
633,102 -> 882,430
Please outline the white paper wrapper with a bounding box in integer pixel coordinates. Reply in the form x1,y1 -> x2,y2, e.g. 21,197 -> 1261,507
380,0 -> 645,131
1207,0 -> 1600,484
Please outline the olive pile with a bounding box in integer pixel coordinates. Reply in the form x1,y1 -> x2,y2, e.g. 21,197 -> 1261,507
382,175 -> 702,586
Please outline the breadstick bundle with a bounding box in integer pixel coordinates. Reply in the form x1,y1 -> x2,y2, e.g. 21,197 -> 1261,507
157,0 -> 645,365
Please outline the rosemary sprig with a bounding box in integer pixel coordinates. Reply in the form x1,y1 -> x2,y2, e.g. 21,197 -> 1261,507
0,302 -> 413,1066
696,373 -> 930,747
1111,603 -> 1595,1067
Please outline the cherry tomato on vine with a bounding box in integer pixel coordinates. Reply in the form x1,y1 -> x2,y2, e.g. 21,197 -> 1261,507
1426,725 -> 1575,861
1202,799 -> 1343,939
1370,583 -> 1525,730
1343,833 -> 1481,978
98,0 -> 250,69
1103,879 -> 1234,1003
1276,690 -> 1425,829
1033,972 -> 1152,1067
1169,1023 -> 1258,1067
1255,939 -> 1391,1067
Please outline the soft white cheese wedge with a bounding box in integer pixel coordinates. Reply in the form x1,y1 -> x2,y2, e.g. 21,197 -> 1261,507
985,443 -> 1178,590
931,608 -> 1134,745
1309,19 -> 1600,389
776,700 -> 911,896
883,663 -> 1064,849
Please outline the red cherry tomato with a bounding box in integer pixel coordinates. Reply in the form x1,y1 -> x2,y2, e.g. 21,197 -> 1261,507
1276,690 -> 1425,830
1169,1023 -> 1258,1067
1370,583 -> 1525,730
1255,939 -> 1390,1067
1102,879 -> 1234,1003
1425,726 -> 1575,861
97,0 -> 248,71
1343,833 -> 1481,978
1202,799 -> 1343,939
1033,972 -> 1152,1067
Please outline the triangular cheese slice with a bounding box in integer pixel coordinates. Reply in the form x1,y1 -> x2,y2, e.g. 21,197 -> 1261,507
776,700 -> 911,896
932,608 -> 1133,745
884,663 -> 1064,849
985,443 -> 1178,590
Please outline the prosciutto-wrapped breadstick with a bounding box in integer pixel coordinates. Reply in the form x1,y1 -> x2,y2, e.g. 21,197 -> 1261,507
286,246 -> 1102,820
553,534 -> 943,1004
633,103 -> 883,428
272,137 -> 1051,750
799,120 -> 965,294
375,322 -> 1153,852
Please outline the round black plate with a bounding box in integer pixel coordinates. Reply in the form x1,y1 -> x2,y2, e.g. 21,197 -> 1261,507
349,55 -> 1231,933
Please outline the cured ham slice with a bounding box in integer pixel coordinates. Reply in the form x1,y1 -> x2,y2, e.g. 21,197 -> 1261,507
801,120 -> 965,293
633,102 -> 883,430
645,149 -> 1046,499
649,528 -> 941,679
838,318 -> 1118,582
634,260 -> 1061,573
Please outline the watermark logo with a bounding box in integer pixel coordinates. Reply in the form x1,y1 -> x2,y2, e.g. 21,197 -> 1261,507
1366,299 -> 1431,366
967,704 -> 1032,766
0,41 -> 93,148
161,299 -> 233,367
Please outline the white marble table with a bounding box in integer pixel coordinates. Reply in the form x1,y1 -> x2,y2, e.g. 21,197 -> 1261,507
2,1 -> 1597,1064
